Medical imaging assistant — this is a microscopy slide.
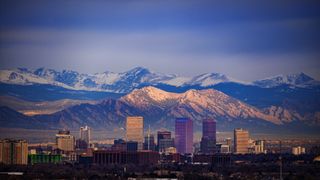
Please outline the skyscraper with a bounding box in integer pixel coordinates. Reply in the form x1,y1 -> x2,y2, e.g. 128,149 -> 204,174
0,139 -> 28,165
79,126 -> 91,149
143,125 -> 156,151
126,116 -> 144,150
157,131 -> 174,152
200,119 -> 216,154
56,130 -> 75,152
254,140 -> 265,154
175,118 -> 193,154
234,128 -> 249,154
143,134 -> 156,151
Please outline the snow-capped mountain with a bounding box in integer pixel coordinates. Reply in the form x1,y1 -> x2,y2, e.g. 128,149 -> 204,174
253,73 -> 319,88
184,73 -> 231,86
0,86 -> 288,131
0,67 -> 235,93
120,86 -> 282,125
0,67 -> 318,94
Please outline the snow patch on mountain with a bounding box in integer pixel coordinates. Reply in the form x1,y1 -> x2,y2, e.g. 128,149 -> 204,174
121,86 -> 283,125
0,67 -> 317,93
254,73 -> 319,88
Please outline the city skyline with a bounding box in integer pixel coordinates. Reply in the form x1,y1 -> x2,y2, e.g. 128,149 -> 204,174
0,1 -> 319,179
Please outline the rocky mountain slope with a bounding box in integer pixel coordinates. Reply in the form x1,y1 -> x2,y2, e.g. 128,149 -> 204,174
2,86 -> 318,133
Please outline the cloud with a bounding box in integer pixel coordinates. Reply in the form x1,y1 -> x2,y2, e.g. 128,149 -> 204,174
1,27 -> 319,81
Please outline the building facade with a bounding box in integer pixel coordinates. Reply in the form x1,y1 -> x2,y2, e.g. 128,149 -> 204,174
292,146 -> 306,155
200,119 -> 216,154
157,131 -> 174,152
79,126 -> 91,148
56,130 -> 75,152
254,140 -> 265,154
234,128 -> 249,154
175,118 -> 193,154
0,139 -> 28,165
143,134 -> 156,151
126,116 -> 144,150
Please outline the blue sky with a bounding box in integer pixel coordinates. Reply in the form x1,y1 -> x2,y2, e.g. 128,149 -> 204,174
0,0 -> 319,81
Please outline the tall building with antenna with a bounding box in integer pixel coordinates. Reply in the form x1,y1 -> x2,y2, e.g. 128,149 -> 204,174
144,125 -> 155,151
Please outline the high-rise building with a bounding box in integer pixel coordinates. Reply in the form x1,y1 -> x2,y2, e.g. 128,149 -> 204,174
157,131 -> 171,144
159,139 -> 175,153
226,138 -> 232,146
225,138 -> 232,152
79,126 -> 91,148
254,140 -> 265,154
157,131 -> 174,152
234,128 -> 249,154
126,116 -> 144,150
0,139 -> 28,165
56,130 -> 75,152
220,145 -> 231,153
200,119 -> 216,154
112,139 -> 127,151
143,134 -> 156,151
175,118 -> 193,154
292,146 -> 306,155
143,126 -> 156,151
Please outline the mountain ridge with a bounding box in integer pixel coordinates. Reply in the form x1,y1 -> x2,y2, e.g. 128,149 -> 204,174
3,86 -> 318,132
1,67 -> 318,93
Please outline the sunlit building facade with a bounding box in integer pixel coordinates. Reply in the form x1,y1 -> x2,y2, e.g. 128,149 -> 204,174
56,130 -> 75,152
234,128 -> 249,154
126,116 -> 144,150
0,139 -> 28,165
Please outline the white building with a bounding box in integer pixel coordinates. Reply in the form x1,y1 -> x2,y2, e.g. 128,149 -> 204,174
292,146 -> 306,155
80,126 -> 91,147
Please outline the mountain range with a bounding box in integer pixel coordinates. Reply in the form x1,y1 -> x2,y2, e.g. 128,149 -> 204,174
1,67 -> 319,94
0,67 -> 319,134
0,86 -> 319,134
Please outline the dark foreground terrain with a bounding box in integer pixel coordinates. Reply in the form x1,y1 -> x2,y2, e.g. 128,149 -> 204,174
1,162 -> 319,180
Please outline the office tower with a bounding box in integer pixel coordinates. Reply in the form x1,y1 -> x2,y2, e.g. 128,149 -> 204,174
234,128 -> 249,154
126,116 -> 144,150
79,126 -> 91,148
112,139 -> 127,151
143,134 -> 155,151
292,146 -> 305,155
226,138 -> 232,152
144,135 -> 156,151
226,138 -> 232,146
0,139 -> 28,165
157,131 -> 174,152
143,126 -> 155,151
200,119 -> 216,154
159,139 -> 175,153
175,118 -> 193,154
220,145 -> 231,153
157,131 -> 171,145
56,130 -> 75,152
254,140 -> 265,154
